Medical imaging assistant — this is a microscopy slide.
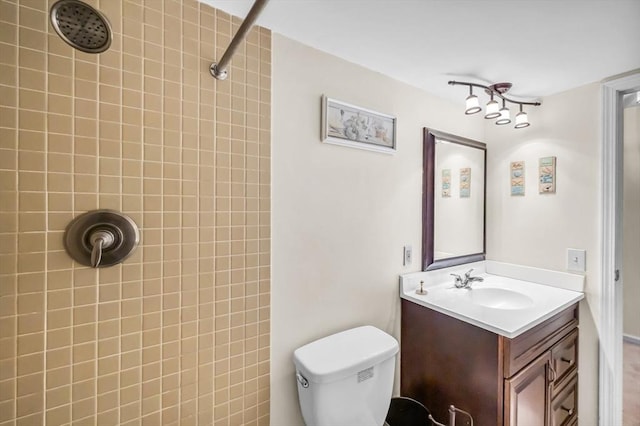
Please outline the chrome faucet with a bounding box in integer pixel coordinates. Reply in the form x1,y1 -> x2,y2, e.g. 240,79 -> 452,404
450,268 -> 484,289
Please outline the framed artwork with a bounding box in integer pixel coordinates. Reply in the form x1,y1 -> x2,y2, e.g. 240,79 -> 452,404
442,169 -> 451,197
460,167 -> 471,198
511,161 -> 525,196
321,95 -> 397,154
539,156 -> 557,194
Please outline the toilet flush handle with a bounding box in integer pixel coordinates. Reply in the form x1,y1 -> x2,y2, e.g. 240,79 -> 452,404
296,372 -> 309,388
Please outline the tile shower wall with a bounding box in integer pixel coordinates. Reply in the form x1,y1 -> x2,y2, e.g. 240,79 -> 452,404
0,0 -> 271,425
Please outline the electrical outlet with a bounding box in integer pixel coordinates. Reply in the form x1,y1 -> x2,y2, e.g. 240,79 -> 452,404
403,245 -> 412,266
567,248 -> 586,272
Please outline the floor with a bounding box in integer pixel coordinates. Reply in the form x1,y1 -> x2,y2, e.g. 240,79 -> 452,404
624,340 -> 640,426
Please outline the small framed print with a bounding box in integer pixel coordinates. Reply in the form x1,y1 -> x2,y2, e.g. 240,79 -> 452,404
321,95 -> 397,154
442,169 -> 451,197
539,156 -> 557,194
511,161 -> 525,196
460,168 -> 471,198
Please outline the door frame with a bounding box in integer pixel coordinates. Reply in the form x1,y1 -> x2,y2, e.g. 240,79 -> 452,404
599,72 -> 640,426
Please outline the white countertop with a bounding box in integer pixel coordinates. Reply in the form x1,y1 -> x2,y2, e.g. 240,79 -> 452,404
400,261 -> 585,338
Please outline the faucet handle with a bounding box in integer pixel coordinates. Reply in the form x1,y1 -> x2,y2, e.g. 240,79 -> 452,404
464,268 -> 474,278
89,229 -> 116,268
450,273 -> 463,285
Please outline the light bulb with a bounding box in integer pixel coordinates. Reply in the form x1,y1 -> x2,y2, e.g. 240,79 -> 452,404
485,97 -> 500,119
465,94 -> 481,115
496,107 -> 511,126
515,110 -> 530,128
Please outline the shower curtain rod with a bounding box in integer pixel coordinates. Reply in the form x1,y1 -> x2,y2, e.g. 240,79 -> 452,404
210,0 -> 270,80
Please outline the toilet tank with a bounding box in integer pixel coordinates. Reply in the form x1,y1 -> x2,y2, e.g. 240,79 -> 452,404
293,326 -> 399,426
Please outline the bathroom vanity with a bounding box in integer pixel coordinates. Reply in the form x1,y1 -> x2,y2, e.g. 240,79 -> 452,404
399,262 -> 584,426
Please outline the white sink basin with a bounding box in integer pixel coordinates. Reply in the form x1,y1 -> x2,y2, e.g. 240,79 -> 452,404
400,261 -> 585,338
467,288 -> 534,310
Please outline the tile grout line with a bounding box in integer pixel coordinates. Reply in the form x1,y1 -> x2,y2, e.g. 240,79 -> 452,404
194,2 -> 201,422
42,0 -> 49,423
159,0 -> 166,423
13,1 -> 19,423
177,1 -> 184,422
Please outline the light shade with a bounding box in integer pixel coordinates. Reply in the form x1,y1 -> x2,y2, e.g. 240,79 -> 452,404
496,101 -> 511,125
515,110 -> 530,128
465,94 -> 481,114
485,98 -> 500,119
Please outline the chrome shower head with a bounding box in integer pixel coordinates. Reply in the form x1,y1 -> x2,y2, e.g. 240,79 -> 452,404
50,0 -> 112,54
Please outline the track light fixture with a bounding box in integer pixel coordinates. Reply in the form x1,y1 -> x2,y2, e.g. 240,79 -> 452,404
449,80 -> 541,129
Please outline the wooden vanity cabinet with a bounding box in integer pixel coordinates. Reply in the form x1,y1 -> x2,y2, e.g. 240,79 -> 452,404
401,300 -> 579,426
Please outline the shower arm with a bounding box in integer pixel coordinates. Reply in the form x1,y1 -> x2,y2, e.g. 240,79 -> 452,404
210,0 -> 270,80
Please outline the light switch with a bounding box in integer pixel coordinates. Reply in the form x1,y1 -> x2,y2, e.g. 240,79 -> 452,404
567,248 -> 586,272
403,245 -> 412,266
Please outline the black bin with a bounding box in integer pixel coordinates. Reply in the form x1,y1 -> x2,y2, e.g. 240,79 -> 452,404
385,397 -> 432,426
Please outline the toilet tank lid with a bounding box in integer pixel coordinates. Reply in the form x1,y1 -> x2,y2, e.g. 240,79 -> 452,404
293,326 -> 399,384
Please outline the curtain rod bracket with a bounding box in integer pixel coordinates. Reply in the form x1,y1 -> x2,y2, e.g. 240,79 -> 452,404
210,63 -> 228,81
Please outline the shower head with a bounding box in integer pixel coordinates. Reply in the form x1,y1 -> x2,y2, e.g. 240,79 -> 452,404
50,0 -> 112,54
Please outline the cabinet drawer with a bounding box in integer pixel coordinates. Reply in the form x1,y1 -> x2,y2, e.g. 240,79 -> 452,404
551,328 -> 578,389
551,375 -> 578,426
503,304 -> 578,378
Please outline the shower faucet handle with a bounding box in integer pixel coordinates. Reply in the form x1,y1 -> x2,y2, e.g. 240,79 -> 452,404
89,229 -> 116,268
65,209 -> 139,268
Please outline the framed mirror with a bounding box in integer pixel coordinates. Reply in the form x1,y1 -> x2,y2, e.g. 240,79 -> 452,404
422,128 -> 486,271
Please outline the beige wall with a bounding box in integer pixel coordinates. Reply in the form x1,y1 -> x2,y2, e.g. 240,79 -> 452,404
623,105 -> 640,339
484,83 -> 601,425
0,1 -> 270,425
272,34 -> 484,425
273,36 -> 604,424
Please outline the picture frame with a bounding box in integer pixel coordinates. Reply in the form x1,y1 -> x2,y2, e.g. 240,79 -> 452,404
510,161 -> 525,196
539,156 -> 557,194
321,95 -> 397,154
459,167 -> 471,198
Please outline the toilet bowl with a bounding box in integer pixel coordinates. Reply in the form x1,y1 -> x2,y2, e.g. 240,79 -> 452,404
293,325 -> 399,426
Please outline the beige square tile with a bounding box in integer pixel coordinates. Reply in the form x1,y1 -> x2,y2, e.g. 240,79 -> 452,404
123,18 -> 142,39
98,84 -> 120,105
48,73 -> 73,97
71,396 -> 95,421
16,391 -> 44,418
46,404 -> 72,426
18,5 -> 46,31
74,136 -> 98,156
75,80 -> 97,101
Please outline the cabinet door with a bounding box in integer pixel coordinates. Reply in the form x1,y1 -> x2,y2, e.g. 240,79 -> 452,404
505,353 -> 551,426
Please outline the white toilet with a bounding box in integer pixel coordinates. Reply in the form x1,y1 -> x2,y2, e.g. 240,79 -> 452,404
293,325 -> 399,426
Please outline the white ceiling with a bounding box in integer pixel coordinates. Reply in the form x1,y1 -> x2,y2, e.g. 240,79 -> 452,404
201,0 -> 640,104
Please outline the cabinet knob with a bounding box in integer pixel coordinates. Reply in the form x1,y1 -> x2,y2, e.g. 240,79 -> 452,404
561,405 -> 574,416
560,357 -> 573,364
